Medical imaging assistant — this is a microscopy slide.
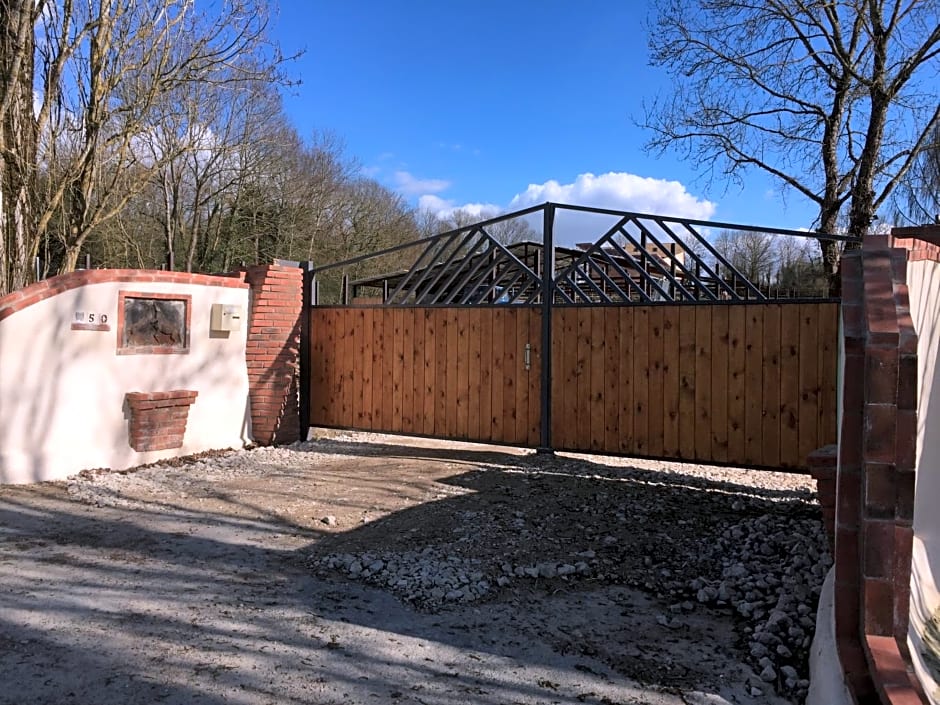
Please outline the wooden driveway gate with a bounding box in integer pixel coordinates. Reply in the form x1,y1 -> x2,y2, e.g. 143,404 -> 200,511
305,203 -> 849,470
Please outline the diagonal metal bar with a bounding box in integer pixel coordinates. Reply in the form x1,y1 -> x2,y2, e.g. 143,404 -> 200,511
552,216 -> 630,287
662,218 -> 766,300
624,219 -> 702,301
656,218 -> 766,300
385,235 -> 454,304
413,227 -> 485,305
457,250 -> 506,305
451,228 -> 541,304
451,247 -> 504,305
612,221 -> 695,301
496,270 -> 532,305
472,261 -> 530,305
595,230 -> 670,301
628,219 -> 716,301
428,229 -> 494,304
552,279 -> 576,305
577,256 -> 632,303
587,245 -> 654,302
558,265 -> 605,303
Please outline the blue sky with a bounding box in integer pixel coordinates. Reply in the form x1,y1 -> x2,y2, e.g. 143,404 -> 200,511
273,1 -> 820,234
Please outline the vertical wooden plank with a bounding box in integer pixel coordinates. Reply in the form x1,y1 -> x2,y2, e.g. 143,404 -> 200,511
337,310 -> 351,426
372,308 -> 386,430
409,308 -> 422,434
346,310 -> 359,427
818,303 -> 839,446
677,306 -> 696,460
468,308 -> 482,442
589,307 -> 606,451
779,305 -> 802,467
761,305 -> 782,468
633,306 -> 650,455
661,306 -> 680,458
455,308 -> 470,439
647,306 -> 665,458
384,309 -> 397,431
618,307 -> 635,454
726,306 -> 747,465
798,302 -> 820,464
710,306 -> 729,463
694,306 -> 712,461
491,308 -> 505,442
351,309 -> 365,427
479,309 -> 494,441
604,307 -> 621,453
361,308 -> 374,429
527,309 -> 542,447
515,309 -> 531,445
446,309 -> 460,438
744,306 -> 765,465
400,309 -> 415,434
422,310 -> 436,436
575,307 -> 592,450
329,310 -> 342,426
434,309 -> 448,437
551,308 -> 566,449
552,309 -> 572,449
503,308 -> 519,444
310,310 -> 327,425
390,308 -> 403,432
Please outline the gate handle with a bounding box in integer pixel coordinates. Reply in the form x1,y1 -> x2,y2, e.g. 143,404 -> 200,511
524,343 -> 531,371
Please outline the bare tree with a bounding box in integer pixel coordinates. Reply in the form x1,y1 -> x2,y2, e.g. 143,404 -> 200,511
713,230 -> 777,285
421,207 -> 539,246
0,0 -> 293,293
643,0 -> 940,288
893,121 -> 940,226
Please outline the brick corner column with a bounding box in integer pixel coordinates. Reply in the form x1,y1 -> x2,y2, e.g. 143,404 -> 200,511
807,444 -> 838,554
243,264 -> 303,446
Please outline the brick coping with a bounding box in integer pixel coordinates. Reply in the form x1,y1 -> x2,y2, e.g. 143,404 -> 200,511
0,269 -> 248,323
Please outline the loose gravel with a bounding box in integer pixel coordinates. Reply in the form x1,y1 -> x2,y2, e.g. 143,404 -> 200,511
17,434 -> 830,703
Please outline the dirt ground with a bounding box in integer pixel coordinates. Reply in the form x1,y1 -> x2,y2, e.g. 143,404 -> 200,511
0,432 -> 821,705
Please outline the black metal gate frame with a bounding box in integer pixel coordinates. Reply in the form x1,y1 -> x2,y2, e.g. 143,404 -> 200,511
295,201 -> 856,451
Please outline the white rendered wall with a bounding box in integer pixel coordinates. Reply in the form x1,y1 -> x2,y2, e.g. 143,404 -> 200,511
907,258 -> 940,702
0,279 -> 251,484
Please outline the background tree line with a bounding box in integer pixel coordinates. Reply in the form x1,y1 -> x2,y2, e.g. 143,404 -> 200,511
1,1 -> 936,298
0,0 -> 423,296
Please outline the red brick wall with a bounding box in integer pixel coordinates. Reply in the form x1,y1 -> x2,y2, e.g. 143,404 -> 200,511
242,265 -> 303,445
125,391 -> 198,452
836,235 -> 924,704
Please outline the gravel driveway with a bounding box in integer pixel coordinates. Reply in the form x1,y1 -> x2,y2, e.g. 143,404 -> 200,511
0,433 -> 828,704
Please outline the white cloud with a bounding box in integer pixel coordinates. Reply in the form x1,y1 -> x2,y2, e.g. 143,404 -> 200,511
418,194 -> 501,221
414,171 -> 716,247
394,170 -> 451,196
508,172 -> 715,221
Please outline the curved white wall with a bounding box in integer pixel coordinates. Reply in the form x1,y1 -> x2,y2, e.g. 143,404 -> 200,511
0,276 -> 251,484
907,257 -> 940,700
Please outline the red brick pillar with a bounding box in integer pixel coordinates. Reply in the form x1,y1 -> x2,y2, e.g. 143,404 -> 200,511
243,265 -> 303,445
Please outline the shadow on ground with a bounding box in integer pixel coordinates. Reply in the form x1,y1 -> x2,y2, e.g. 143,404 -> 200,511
0,438 -> 813,705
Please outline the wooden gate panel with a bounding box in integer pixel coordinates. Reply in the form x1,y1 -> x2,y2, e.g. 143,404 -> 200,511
551,302 -> 838,469
310,302 -> 836,469
310,307 -> 539,446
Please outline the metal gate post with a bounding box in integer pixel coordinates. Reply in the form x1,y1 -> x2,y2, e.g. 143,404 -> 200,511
538,203 -> 556,453
298,262 -> 314,441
